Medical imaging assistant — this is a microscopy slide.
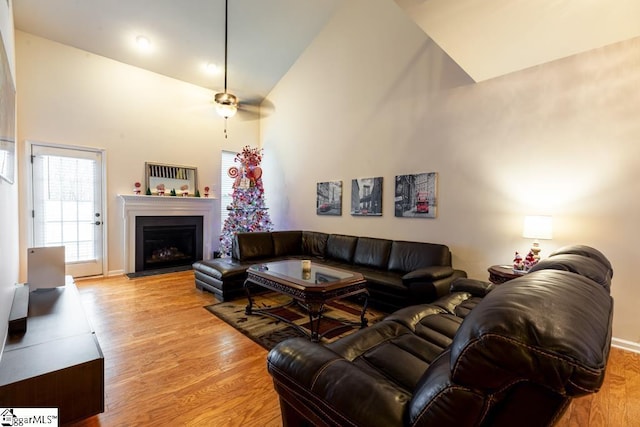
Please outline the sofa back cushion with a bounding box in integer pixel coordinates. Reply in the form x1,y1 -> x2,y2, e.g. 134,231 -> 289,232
301,231 -> 329,258
529,244 -> 614,292
528,253 -> 613,292
232,232 -> 274,261
326,234 -> 358,263
272,231 -> 303,257
449,269 -> 613,397
548,244 -> 613,275
387,241 -> 451,273
353,237 -> 392,269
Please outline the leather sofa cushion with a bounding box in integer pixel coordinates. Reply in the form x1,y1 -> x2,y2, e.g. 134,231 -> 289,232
327,320 -> 434,392
387,241 -> 451,273
408,351 -> 487,426
326,234 -> 358,263
192,258 -> 247,280
232,232 -> 274,261
272,230 -> 302,257
356,267 -> 406,292
301,231 -> 328,258
402,266 -> 454,283
328,299 -> 474,393
529,253 -> 613,291
549,244 -> 613,275
450,277 -> 494,297
353,237 -> 392,269
450,269 -> 613,396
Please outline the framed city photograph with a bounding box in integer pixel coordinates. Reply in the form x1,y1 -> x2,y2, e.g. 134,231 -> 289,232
316,181 -> 342,216
394,172 -> 438,218
351,177 -> 383,216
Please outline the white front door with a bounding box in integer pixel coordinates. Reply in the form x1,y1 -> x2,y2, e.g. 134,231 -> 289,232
30,143 -> 105,277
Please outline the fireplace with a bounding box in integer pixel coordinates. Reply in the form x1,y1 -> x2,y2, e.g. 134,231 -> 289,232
135,216 -> 203,274
119,195 -> 216,275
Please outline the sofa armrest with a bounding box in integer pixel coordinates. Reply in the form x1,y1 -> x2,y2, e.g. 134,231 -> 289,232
450,277 -> 494,297
267,338 -> 408,426
402,266 -> 454,284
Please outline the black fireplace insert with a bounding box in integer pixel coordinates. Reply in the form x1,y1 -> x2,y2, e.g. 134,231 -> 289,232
134,216 -> 203,275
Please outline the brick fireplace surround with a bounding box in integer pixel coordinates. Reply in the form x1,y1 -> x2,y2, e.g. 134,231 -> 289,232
119,195 -> 216,274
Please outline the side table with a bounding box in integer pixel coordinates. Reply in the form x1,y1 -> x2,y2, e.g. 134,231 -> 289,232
487,265 -> 526,284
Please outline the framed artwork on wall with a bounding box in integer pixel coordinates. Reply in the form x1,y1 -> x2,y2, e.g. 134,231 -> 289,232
145,162 -> 198,196
317,181 -> 342,216
351,177 -> 383,216
0,32 -> 16,184
394,172 -> 438,218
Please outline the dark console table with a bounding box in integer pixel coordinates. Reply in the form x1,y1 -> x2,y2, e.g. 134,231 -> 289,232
0,281 -> 104,424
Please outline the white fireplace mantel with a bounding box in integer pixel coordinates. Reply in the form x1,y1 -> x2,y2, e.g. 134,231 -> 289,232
119,195 -> 216,274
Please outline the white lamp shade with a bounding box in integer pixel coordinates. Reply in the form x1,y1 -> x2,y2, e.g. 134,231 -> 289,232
215,103 -> 238,118
522,215 -> 553,240
214,92 -> 238,118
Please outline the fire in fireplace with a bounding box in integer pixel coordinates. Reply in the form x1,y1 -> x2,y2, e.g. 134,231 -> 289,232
134,216 -> 203,274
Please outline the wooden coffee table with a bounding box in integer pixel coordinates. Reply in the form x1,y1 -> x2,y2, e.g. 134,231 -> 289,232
244,260 -> 369,342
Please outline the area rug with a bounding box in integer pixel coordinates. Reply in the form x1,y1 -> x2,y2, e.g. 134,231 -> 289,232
204,292 -> 386,350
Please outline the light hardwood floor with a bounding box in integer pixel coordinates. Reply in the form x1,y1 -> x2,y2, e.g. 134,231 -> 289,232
70,271 -> 639,426
71,271 -> 280,426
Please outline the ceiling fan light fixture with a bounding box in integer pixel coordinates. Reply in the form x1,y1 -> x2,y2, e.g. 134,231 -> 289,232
214,92 -> 238,118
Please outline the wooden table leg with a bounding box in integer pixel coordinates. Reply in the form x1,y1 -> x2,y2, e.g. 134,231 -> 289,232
306,303 -> 324,343
243,279 -> 255,315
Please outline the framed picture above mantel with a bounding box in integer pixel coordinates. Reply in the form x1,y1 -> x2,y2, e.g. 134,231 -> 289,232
145,162 -> 198,196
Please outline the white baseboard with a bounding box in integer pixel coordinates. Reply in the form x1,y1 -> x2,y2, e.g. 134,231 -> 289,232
107,269 -> 125,277
611,337 -> 640,354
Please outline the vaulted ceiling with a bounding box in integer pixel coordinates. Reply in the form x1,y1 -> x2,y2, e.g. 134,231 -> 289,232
13,0 -> 640,105
395,0 -> 640,82
13,0 -> 342,103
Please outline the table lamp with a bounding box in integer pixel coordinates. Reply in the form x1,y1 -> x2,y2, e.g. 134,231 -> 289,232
522,215 -> 553,261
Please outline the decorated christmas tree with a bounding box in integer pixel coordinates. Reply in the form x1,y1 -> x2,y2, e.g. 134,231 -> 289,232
219,146 -> 273,256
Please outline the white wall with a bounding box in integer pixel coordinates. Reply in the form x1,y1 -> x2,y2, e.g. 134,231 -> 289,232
261,0 -> 640,343
0,0 -> 17,357
16,31 -> 260,277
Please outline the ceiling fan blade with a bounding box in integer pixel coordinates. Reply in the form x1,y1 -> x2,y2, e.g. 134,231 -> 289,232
235,97 -> 275,120
236,108 -> 261,121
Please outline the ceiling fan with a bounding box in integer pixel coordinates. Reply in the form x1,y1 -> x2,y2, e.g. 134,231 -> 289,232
213,0 -> 270,137
214,0 -> 238,123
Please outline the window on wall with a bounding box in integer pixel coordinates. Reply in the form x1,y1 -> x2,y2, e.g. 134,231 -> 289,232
220,150 -> 236,232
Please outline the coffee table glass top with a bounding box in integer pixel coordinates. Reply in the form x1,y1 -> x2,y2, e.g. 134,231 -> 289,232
248,260 -> 359,285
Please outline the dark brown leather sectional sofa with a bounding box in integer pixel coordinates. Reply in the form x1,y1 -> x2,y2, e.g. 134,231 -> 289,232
266,245 -> 614,426
193,230 -> 467,311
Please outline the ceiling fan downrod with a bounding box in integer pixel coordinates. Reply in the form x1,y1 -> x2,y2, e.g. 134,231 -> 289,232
215,0 -> 238,136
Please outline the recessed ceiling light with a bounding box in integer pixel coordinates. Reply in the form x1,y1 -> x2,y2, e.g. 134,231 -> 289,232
204,63 -> 221,74
135,35 -> 151,52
